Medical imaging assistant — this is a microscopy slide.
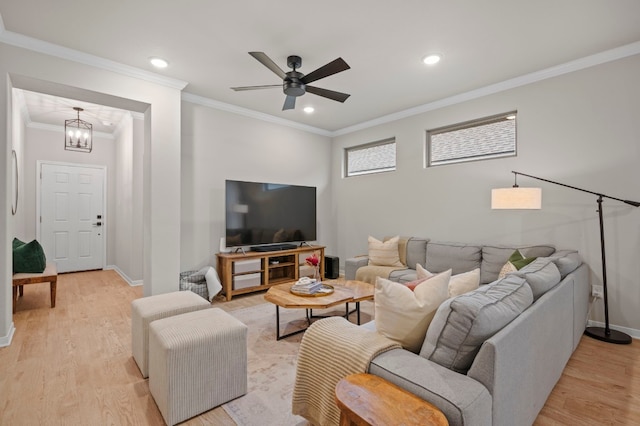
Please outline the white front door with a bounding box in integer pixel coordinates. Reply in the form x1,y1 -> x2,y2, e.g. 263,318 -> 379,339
39,163 -> 106,273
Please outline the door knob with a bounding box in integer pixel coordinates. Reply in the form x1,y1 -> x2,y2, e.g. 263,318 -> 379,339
92,221 -> 102,226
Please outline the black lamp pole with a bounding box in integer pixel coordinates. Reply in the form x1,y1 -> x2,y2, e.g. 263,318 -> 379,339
512,171 -> 640,344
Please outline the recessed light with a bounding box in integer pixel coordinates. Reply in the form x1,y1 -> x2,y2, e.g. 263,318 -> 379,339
422,54 -> 442,65
149,57 -> 169,68
303,106 -> 315,114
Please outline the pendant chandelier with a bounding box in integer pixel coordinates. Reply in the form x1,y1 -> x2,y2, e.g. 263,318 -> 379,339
64,107 -> 93,153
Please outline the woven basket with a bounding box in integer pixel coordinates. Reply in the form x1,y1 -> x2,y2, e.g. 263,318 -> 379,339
179,271 -> 209,300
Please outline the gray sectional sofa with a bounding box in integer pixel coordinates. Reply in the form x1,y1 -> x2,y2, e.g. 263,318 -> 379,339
341,237 -> 589,426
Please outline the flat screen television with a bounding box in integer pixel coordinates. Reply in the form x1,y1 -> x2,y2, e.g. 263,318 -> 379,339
225,179 -> 317,250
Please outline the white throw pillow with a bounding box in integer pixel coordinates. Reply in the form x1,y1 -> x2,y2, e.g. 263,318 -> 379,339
368,235 -> 403,267
416,263 -> 435,280
204,267 -> 222,302
448,268 -> 480,298
417,264 -> 479,297
374,270 -> 450,353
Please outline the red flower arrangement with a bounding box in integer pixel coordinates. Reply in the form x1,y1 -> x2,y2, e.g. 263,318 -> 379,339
305,253 -> 321,281
305,253 -> 319,267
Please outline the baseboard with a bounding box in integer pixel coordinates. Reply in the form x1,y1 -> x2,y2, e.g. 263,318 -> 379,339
587,320 -> 640,340
0,322 -> 16,348
105,265 -> 144,287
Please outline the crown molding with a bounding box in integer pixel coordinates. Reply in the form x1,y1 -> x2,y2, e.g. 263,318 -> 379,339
0,21 -> 188,91
181,92 -> 333,137
333,40 -> 640,137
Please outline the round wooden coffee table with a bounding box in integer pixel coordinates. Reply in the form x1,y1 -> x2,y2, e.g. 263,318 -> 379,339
335,373 -> 449,426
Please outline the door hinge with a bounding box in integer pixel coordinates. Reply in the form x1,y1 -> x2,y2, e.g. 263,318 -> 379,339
40,216 -> 42,223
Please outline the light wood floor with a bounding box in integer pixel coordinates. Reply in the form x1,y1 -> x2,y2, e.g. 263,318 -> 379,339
1,270 -> 638,425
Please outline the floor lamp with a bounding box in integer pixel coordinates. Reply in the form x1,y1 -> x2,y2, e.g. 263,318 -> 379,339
492,171 -> 640,345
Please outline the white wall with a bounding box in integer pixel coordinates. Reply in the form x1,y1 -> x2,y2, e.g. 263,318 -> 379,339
22,127 -> 117,264
180,102 -> 333,271
332,54 -> 640,332
10,92 -> 26,240
112,115 -> 144,283
131,118 -> 144,281
1,41 -> 182,344
20,119 -> 145,283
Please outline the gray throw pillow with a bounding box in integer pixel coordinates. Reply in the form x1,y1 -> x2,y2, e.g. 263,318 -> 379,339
549,250 -> 582,278
510,258 -> 561,300
420,275 -> 533,374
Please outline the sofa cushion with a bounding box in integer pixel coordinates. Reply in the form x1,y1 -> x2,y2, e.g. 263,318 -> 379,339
481,244 -> 555,284
425,241 -> 482,275
389,268 -> 418,284
511,257 -> 561,300
417,264 -> 480,298
375,271 -> 450,353
404,237 -> 429,270
368,236 -> 403,267
549,250 -> 582,278
420,275 -> 533,374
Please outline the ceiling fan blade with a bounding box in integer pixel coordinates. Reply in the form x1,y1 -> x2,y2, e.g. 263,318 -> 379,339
306,86 -> 351,103
249,52 -> 287,80
301,58 -> 350,85
283,95 -> 296,110
231,85 -> 282,91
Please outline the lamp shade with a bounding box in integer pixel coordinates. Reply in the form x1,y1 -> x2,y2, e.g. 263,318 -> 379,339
491,187 -> 542,209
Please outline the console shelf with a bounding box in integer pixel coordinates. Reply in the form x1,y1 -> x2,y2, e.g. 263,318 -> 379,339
216,245 -> 325,301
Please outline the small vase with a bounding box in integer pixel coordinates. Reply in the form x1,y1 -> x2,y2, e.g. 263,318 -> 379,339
313,266 -> 321,282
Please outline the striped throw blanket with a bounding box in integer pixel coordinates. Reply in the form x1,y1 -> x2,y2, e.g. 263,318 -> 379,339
292,317 -> 401,426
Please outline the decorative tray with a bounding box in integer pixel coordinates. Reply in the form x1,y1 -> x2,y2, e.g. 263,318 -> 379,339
290,283 -> 334,297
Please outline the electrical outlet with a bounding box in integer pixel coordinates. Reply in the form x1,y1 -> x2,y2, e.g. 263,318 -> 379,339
592,285 -> 604,299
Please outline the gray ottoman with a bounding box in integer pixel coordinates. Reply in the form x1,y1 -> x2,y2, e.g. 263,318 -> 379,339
148,308 -> 248,425
131,290 -> 210,378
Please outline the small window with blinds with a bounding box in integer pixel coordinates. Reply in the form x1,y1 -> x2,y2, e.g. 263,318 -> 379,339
345,138 -> 396,177
427,112 -> 517,167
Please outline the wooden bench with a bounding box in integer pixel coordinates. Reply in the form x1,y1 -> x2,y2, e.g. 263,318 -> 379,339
12,262 -> 58,314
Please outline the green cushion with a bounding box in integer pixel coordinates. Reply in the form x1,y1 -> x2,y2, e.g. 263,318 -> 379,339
13,239 -> 47,273
12,238 -> 25,250
512,256 -> 536,270
506,249 -> 537,270
507,249 -> 524,263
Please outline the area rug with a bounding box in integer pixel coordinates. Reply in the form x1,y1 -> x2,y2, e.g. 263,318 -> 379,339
223,301 -> 374,426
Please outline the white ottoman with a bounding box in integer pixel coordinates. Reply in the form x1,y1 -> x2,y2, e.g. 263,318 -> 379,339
131,291 -> 210,378
148,308 -> 248,426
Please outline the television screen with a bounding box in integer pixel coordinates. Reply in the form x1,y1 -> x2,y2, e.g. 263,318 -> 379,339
225,180 -> 317,248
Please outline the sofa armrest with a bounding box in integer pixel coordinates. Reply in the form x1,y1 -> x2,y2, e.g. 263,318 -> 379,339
345,256 -> 369,280
369,349 -> 492,426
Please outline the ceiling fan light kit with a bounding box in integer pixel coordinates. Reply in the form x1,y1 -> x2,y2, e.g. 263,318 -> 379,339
231,52 -> 351,111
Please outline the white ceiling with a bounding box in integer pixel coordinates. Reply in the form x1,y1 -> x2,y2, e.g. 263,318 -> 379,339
2,1 -> 640,133
14,89 -> 132,135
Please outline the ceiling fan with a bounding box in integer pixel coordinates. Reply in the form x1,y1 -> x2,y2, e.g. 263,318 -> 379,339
231,52 -> 351,111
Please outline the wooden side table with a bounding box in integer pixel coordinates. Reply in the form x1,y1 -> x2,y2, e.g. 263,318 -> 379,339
335,373 -> 449,426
